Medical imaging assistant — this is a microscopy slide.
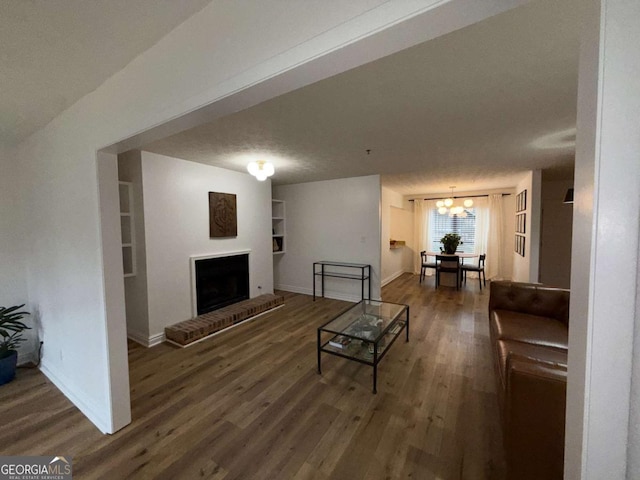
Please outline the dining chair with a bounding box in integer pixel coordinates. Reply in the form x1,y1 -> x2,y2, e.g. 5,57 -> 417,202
435,255 -> 461,290
461,253 -> 486,290
419,251 -> 437,283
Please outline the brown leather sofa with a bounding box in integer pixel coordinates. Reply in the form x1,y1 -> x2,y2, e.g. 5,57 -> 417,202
488,281 -> 569,480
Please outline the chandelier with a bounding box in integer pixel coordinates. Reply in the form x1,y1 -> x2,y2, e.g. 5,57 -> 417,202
247,160 -> 275,181
436,186 -> 474,217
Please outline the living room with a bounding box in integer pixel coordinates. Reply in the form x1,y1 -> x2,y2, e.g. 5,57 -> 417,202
0,0 -> 638,478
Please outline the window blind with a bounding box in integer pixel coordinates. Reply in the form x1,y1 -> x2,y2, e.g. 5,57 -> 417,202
428,208 -> 476,253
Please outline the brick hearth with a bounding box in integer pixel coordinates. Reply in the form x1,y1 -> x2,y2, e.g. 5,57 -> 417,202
165,293 -> 284,346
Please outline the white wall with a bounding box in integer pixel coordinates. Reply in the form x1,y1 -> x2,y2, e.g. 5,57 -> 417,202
512,170 -> 542,283
7,0 -> 555,433
0,148 -> 27,303
117,151 -> 150,343
539,175 -> 573,288
273,175 -> 382,302
391,207 -> 414,277
501,193 -> 516,280
381,187 -> 413,286
0,146 -> 32,363
140,151 -> 273,337
565,0 -> 640,477
631,251 -> 640,478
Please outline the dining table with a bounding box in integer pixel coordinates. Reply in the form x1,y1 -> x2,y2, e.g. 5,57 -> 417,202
425,252 -> 479,287
426,252 -> 479,261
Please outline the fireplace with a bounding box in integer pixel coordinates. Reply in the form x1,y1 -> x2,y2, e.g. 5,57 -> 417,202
192,252 -> 249,316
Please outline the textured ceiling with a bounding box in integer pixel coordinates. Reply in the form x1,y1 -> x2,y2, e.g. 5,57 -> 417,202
143,0 -> 579,195
0,0 -> 213,146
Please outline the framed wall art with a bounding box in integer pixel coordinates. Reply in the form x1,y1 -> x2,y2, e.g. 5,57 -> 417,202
514,189 -> 527,256
515,234 -> 526,257
516,213 -> 526,234
516,189 -> 527,213
209,192 -> 237,238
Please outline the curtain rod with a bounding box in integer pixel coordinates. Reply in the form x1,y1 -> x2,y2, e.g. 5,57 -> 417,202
408,193 -> 511,202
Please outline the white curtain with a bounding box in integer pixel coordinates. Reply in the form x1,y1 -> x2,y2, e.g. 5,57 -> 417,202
413,199 -> 427,274
414,200 -> 439,276
423,200 -> 438,255
463,197 -> 488,278
486,193 -> 504,279
473,197 -> 490,257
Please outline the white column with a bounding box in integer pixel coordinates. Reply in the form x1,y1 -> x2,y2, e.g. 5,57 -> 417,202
97,151 -> 132,433
566,0 -> 640,478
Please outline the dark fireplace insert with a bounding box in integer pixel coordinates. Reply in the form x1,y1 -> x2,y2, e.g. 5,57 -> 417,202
194,254 -> 249,315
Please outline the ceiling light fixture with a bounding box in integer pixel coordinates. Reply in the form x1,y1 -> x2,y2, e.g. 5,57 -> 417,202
436,186 -> 474,217
247,160 -> 275,181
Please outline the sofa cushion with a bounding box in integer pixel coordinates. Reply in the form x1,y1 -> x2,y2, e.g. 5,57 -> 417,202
495,339 -> 568,393
504,354 -> 567,480
491,309 -> 568,350
488,281 -> 570,326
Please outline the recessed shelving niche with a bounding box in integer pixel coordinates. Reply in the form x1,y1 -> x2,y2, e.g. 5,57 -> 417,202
119,181 -> 136,277
272,199 -> 285,255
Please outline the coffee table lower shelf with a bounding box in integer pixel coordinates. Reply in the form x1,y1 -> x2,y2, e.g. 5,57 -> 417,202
316,301 -> 409,394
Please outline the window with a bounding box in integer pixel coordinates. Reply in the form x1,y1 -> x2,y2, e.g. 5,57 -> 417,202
429,208 -> 476,253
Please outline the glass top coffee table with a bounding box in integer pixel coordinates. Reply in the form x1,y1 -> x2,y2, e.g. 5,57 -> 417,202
317,300 -> 409,394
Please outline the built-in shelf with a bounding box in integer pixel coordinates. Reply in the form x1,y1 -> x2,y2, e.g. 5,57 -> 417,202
119,181 -> 136,277
272,200 -> 286,254
390,239 -> 406,249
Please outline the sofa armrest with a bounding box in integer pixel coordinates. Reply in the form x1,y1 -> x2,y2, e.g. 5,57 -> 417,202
504,354 -> 567,480
489,281 -> 570,327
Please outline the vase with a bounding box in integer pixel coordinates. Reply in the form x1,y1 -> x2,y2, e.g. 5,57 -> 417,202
444,245 -> 458,254
0,350 -> 18,385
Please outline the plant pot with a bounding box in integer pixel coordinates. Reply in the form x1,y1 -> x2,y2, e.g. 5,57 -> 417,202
0,350 -> 18,385
444,246 -> 458,254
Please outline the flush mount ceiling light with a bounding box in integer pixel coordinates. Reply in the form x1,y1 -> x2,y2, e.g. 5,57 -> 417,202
436,186 -> 474,217
247,160 -> 275,181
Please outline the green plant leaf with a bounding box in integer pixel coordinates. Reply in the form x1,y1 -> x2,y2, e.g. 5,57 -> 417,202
0,304 -> 27,315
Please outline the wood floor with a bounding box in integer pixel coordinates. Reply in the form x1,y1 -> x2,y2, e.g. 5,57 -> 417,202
0,274 -> 505,479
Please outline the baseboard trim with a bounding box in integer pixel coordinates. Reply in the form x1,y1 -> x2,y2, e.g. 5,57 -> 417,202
275,284 -> 374,303
127,330 -> 165,348
381,270 -> 408,287
126,330 -> 148,347
148,332 -> 165,347
274,284 -> 310,296
39,362 -> 110,434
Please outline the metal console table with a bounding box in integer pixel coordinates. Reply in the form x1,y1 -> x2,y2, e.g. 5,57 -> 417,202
313,261 -> 371,301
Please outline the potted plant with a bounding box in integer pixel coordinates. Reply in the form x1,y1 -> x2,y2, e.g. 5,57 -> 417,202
0,304 -> 31,385
440,233 -> 463,254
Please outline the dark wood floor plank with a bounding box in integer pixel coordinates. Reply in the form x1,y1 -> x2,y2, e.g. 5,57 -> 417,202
0,273 -> 504,479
